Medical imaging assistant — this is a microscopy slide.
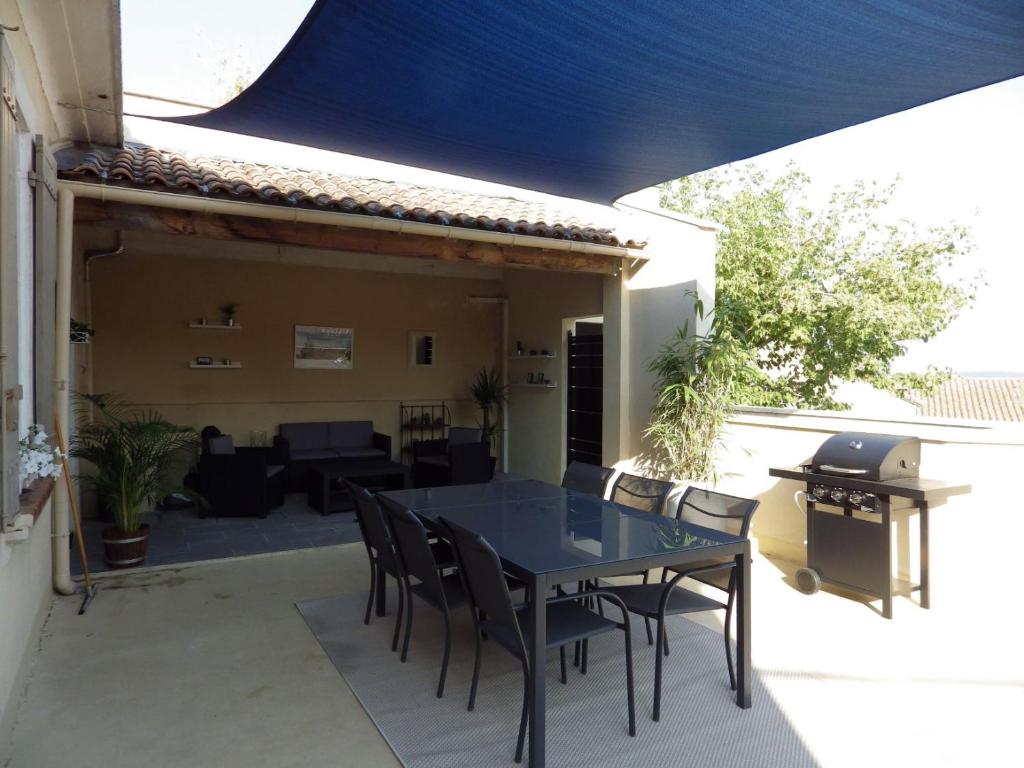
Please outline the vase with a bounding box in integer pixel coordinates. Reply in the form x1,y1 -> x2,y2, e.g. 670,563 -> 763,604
101,524 -> 150,568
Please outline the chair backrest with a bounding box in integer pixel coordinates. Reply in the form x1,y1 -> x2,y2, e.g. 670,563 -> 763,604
206,434 -> 236,455
379,496 -> 446,602
440,516 -> 524,652
674,486 -> 760,538
561,461 -> 614,497
343,480 -> 395,568
610,472 -> 674,515
448,426 -> 483,446
449,441 -> 492,485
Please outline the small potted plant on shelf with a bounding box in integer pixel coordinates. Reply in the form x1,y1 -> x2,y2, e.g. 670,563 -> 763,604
70,319 -> 95,344
71,393 -> 198,568
219,303 -> 239,326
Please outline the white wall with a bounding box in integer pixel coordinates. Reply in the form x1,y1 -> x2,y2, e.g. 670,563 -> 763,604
715,406 -> 1024,619
0,0 -> 66,741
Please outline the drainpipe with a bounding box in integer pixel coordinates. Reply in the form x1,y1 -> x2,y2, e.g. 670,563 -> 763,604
52,187 -> 75,595
83,233 -> 124,395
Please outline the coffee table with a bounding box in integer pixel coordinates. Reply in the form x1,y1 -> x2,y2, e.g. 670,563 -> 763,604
308,461 -> 411,515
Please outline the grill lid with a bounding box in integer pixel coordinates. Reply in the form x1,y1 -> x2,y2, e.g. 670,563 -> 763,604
809,432 -> 920,482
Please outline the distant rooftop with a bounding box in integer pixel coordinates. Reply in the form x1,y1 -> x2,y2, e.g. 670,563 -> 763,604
916,376 -> 1024,422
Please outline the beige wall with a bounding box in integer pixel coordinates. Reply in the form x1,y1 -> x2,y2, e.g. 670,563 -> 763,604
505,270 -> 605,484
0,500 -> 53,741
86,246 -> 504,457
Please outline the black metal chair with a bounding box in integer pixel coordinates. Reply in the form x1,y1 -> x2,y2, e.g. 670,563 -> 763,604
378,496 -> 466,698
441,516 -> 636,763
607,471 -> 675,645
600,486 -> 759,721
609,471 -> 674,515
560,461 -> 614,497
344,480 -> 406,652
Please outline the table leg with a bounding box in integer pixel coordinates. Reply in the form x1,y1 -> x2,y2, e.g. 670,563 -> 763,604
919,501 -> 930,609
735,545 -> 751,709
375,564 -> 387,617
881,498 -> 893,620
528,573 -> 547,767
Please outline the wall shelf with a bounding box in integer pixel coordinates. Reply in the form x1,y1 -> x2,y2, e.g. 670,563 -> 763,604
508,354 -> 556,359
512,382 -> 557,389
189,362 -> 242,369
189,321 -> 242,330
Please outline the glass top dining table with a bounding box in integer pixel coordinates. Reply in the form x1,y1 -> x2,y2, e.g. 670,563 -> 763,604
379,477 -> 752,768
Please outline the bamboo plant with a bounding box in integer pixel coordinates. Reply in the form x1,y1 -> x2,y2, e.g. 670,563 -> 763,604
71,393 -> 199,533
644,294 -> 766,484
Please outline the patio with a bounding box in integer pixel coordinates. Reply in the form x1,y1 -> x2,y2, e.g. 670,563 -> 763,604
6,542 -> 1017,768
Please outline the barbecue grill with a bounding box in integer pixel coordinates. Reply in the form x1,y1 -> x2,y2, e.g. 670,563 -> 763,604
770,432 -> 969,619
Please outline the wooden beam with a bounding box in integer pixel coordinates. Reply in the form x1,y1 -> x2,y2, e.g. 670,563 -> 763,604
73,198 -> 622,275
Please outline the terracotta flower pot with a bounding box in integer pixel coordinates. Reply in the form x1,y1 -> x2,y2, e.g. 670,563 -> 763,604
101,524 -> 150,569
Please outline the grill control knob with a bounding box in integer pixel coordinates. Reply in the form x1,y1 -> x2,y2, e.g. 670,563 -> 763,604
812,485 -> 828,500
830,488 -> 847,503
848,491 -> 865,506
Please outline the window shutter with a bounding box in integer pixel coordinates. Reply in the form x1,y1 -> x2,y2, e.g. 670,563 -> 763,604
33,136 -> 57,435
0,37 -> 19,522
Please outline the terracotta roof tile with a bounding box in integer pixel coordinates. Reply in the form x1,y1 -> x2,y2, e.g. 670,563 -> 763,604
57,145 -> 646,249
916,377 -> 1024,422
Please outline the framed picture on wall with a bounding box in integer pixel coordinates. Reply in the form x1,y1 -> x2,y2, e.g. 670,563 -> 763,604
294,325 -> 354,369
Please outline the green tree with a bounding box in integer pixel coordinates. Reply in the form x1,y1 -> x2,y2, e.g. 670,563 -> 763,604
659,165 -> 979,408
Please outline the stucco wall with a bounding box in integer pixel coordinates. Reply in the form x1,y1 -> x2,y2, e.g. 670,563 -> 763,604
85,247 -> 504,460
504,270 -> 605,484
714,407 -> 1024,616
0,500 -> 53,742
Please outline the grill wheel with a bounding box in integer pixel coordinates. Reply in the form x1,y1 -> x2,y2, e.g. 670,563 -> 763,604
796,567 -> 821,595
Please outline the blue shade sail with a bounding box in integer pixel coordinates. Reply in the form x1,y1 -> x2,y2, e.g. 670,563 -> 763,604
169,0 -> 1024,203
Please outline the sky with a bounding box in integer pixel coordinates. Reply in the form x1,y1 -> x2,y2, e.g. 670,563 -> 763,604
121,0 -> 1024,375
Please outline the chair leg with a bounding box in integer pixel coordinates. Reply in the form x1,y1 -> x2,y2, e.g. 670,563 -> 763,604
725,591 -> 737,691
391,575 -> 404,652
581,639 -> 589,675
644,616 -> 654,645
559,646 -> 567,685
663,622 -> 670,657
623,624 -> 637,737
468,619 -> 483,711
364,562 -> 376,626
573,640 -> 581,668
515,662 -> 530,763
401,587 -> 414,663
653,615 -> 665,722
437,609 -> 451,698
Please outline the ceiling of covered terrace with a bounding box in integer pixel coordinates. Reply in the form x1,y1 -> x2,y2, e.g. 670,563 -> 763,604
164,0 -> 1024,204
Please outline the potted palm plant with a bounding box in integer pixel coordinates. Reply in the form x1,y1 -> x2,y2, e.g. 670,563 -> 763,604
470,367 -> 507,452
71,394 -> 198,568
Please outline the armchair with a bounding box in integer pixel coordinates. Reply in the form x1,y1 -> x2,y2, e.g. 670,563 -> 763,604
198,433 -> 286,518
412,427 -> 492,487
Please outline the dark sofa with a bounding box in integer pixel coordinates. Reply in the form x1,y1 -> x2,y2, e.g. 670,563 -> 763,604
412,427 -> 493,487
276,421 -> 392,463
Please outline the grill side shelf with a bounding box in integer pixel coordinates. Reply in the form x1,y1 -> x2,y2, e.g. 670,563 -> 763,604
768,467 -> 971,502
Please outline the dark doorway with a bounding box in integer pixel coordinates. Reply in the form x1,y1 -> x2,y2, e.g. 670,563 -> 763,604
566,321 -> 603,466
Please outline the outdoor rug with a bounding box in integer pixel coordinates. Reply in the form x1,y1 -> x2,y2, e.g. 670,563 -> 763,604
297,586 -> 820,767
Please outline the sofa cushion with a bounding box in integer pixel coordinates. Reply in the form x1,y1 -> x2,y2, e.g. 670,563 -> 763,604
291,448 -> 342,462
448,427 -> 482,446
418,455 -> 449,468
329,421 -> 373,449
280,422 -> 330,451
207,435 -> 236,455
335,447 -> 387,460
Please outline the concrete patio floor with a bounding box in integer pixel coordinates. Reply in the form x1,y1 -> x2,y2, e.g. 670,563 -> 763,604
4,542 -> 1020,768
